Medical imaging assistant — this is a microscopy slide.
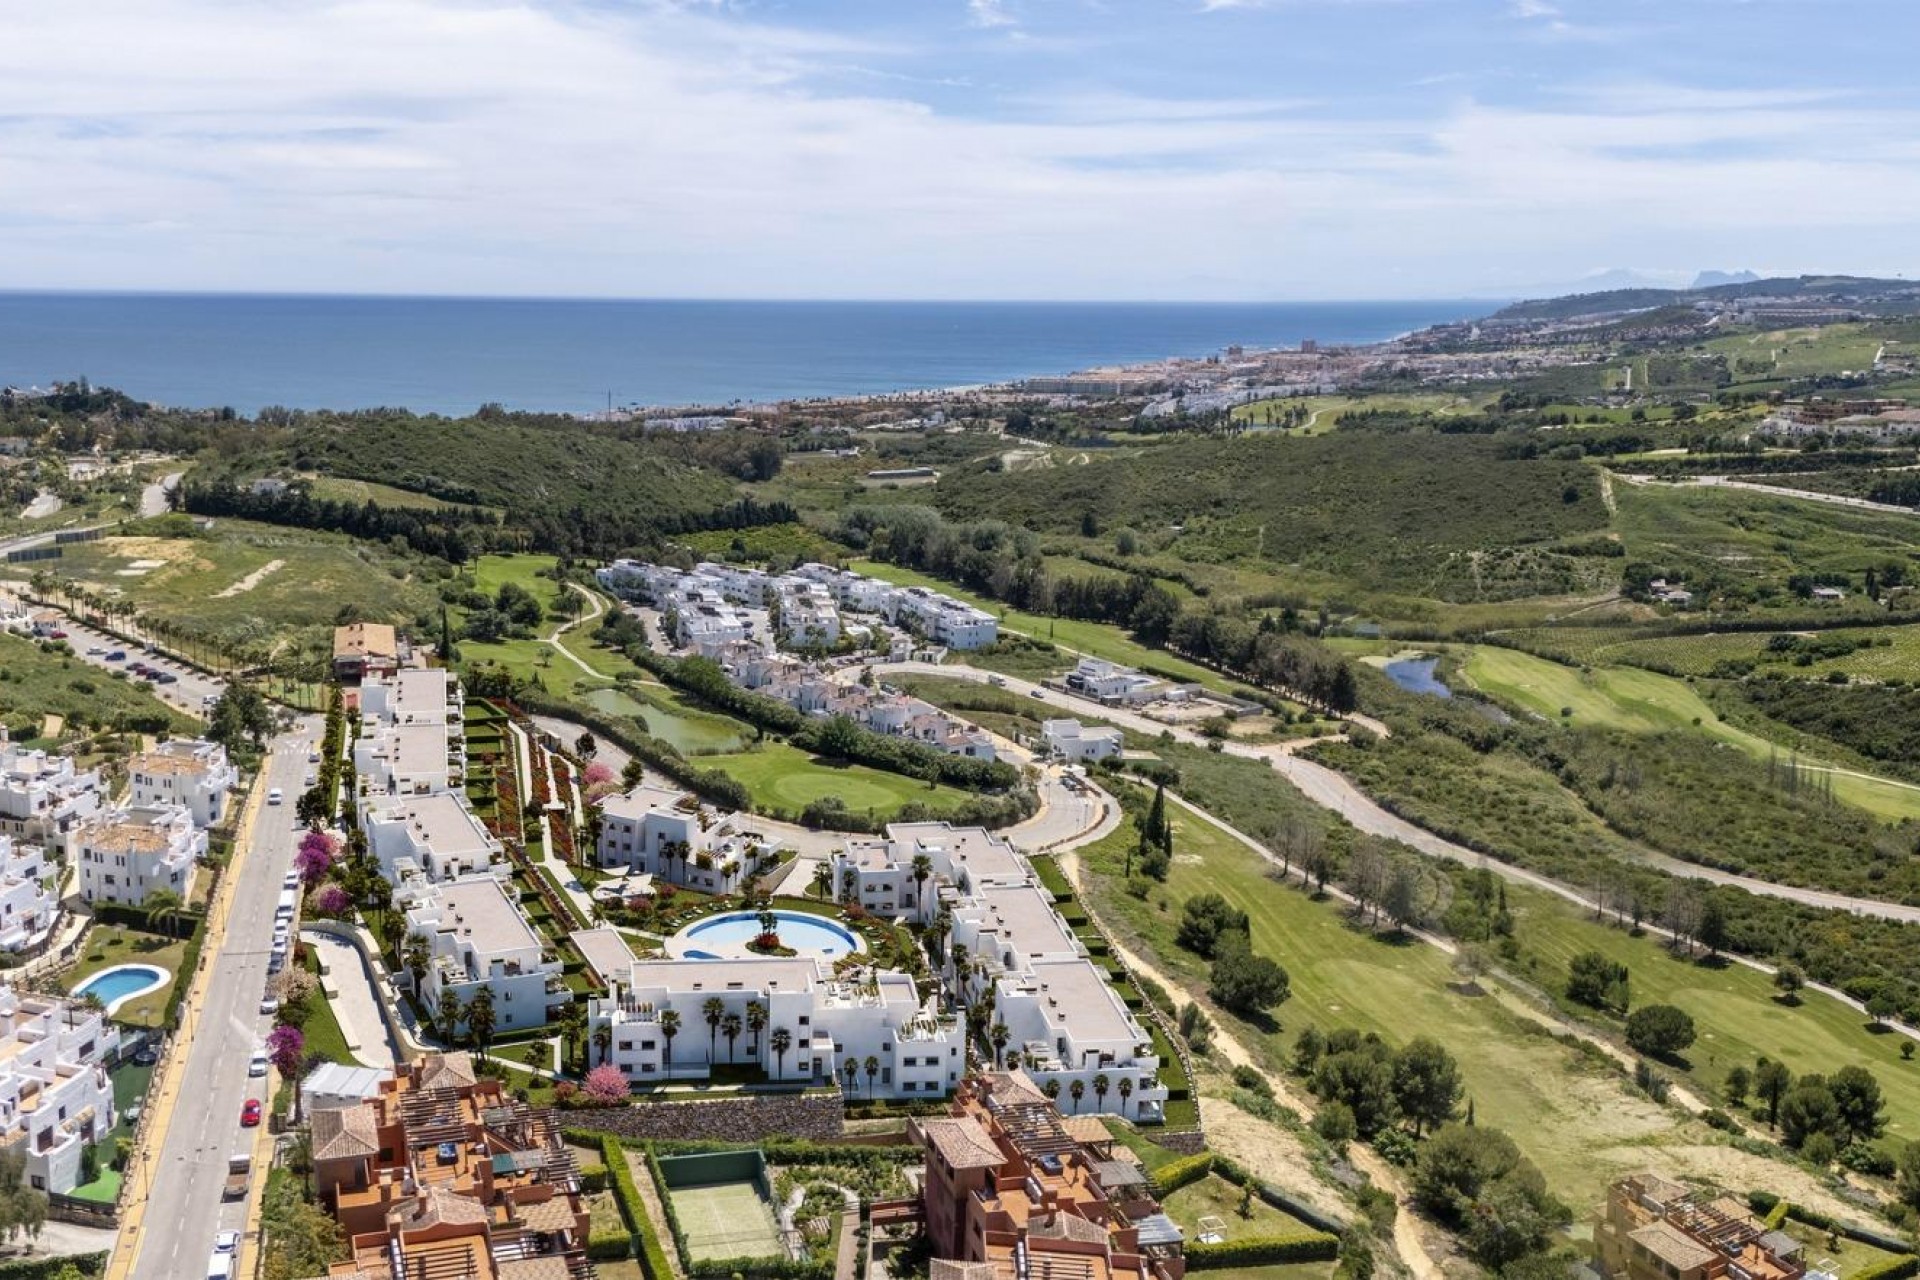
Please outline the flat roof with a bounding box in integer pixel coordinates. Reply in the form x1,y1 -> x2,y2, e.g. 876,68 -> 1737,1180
622,956 -> 826,994
415,876 -> 541,954
971,884 -> 1079,957
568,927 -> 638,985
370,792 -> 494,858
1018,958 -> 1141,1045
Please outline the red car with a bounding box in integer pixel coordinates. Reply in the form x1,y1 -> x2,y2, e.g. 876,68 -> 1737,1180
240,1098 -> 262,1127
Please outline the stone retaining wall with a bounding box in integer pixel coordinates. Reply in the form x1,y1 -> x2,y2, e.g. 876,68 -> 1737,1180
567,1091 -> 847,1143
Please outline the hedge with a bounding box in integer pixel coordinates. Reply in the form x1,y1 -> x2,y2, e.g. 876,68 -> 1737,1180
1149,1152 -> 1215,1197
0,1255 -> 108,1279
1763,1199 -> 1791,1232
1212,1154 -> 1349,1236
163,910 -> 211,1026
1185,1232 -> 1341,1269
598,1134 -> 643,1267
1748,1192 -> 1915,1256
579,1161 -> 609,1193
589,1231 -> 635,1261
1850,1259 -> 1920,1280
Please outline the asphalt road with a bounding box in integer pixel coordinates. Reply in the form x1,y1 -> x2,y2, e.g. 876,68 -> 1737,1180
127,721 -> 320,1280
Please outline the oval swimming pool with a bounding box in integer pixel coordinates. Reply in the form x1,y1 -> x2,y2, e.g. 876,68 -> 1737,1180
670,910 -> 863,961
71,964 -> 170,1015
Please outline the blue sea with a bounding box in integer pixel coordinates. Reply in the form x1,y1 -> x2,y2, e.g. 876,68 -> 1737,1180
0,293 -> 1487,417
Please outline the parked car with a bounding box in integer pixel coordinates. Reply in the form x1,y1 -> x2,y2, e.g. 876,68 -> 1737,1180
213,1231 -> 241,1256
47,630 -> 66,640
105,650 -> 126,662
86,645 -> 105,656
240,1098 -> 262,1127
266,788 -> 283,805
259,997 -> 280,1017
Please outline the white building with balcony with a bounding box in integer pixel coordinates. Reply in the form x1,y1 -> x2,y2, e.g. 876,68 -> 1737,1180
364,793 -> 503,883
831,823 -> 1029,924
1041,719 -> 1123,763
0,732 -> 103,850
127,738 -> 238,829
74,804 -> 204,907
358,668 -> 463,729
401,875 -> 564,1035
1064,658 -> 1161,705
0,988 -> 116,1193
594,783 -> 782,895
588,958 -> 962,1097
0,838 -> 57,954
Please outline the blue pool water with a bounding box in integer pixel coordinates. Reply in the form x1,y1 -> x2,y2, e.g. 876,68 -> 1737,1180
72,964 -> 169,1015
676,911 -> 862,961
1383,657 -> 1452,698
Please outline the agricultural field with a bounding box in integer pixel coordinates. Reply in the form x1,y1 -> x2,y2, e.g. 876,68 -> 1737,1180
46,516 -> 444,653
1072,797 -> 1852,1214
1702,323 -> 1890,381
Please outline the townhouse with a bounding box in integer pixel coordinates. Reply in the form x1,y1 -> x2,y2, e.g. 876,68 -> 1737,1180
333,621 -> 399,684
593,783 -> 782,895
400,876 -> 566,1035
0,987 -> 116,1194
0,731 -> 103,849
74,804 -> 204,907
127,738 -> 237,828
588,957 -> 963,1096
0,838 -> 57,954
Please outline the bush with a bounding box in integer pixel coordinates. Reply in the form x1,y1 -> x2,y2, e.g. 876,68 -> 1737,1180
588,1230 -> 634,1261
1625,1005 -> 1696,1059
1847,1259 -> 1920,1280
0,1257 -> 110,1280
1314,1103 -> 1357,1144
1149,1153 -> 1215,1197
1185,1233 -> 1341,1269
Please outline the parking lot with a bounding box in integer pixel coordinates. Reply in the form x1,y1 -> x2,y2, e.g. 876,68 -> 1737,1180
47,618 -> 229,718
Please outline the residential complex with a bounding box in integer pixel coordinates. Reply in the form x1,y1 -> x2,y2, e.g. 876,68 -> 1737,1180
1595,1173 -> 1804,1280
401,875 -> 567,1036
831,824 -> 1168,1120
73,803 -> 205,906
880,1072 -> 1186,1280
365,791 -> 502,883
127,738 -> 237,828
1063,657 -> 1164,705
595,782 -> 784,895
0,837 -> 57,953
0,731 -> 103,849
354,668 -> 466,800
0,987 -> 116,1195
588,956 -> 964,1094
300,1051 -> 596,1280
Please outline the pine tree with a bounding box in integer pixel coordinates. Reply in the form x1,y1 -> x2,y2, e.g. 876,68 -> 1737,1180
1146,784 -> 1168,848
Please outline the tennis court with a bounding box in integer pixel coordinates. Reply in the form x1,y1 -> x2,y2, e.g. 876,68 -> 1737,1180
670,1179 -> 785,1262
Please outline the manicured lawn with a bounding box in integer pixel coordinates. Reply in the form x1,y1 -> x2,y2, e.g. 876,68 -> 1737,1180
1077,800 -> 1724,1211
62,925 -> 189,1029
700,742 -> 977,821
297,944 -> 357,1064
1506,882 -> 1920,1150
579,685 -> 746,755
1459,645 -> 1920,821
1161,1173 -> 1326,1241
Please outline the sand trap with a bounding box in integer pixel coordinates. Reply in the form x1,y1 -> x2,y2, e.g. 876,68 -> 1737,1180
213,558 -> 285,598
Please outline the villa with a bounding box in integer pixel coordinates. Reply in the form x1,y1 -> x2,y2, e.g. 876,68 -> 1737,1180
73,804 -> 205,906
0,731 -> 103,850
401,876 -> 566,1035
588,956 -> 963,1095
127,738 -> 238,828
1041,719 -> 1123,763
0,837 -> 57,953
594,783 -> 783,895
333,620 -> 400,684
1063,657 -> 1162,706
364,792 -> 502,883
0,987 -> 116,1194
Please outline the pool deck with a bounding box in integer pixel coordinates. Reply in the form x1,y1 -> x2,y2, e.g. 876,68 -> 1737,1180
74,963 -> 171,1016
665,910 -> 866,962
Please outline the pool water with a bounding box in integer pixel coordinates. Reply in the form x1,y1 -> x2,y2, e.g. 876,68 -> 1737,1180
72,964 -> 170,1015
671,911 -> 862,961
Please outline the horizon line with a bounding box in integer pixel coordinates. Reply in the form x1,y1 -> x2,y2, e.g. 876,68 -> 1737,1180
0,286 -> 1511,307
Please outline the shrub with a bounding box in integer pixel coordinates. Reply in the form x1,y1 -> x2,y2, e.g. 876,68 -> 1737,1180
1149,1153 -> 1215,1197
1185,1233 -> 1341,1269
1625,1005 -> 1696,1058
1314,1103 -> 1357,1144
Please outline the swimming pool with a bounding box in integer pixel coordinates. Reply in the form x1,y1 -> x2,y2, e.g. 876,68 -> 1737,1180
72,964 -> 170,1016
669,911 -> 863,961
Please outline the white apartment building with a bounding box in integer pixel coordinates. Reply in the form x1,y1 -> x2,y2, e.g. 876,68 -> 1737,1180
892,588 -> 999,650
401,875 -> 565,1035
1064,658 -> 1161,705
0,988 -> 116,1194
127,738 -> 237,828
358,668 -> 463,729
1041,719 -> 1123,763
588,958 -> 962,1096
355,720 -> 464,801
594,783 -> 782,895
74,804 -> 204,906
775,578 -> 841,649
832,823 -> 1167,1121
364,792 -> 503,883
0,838 -> 57,954
0,732 -> 103,849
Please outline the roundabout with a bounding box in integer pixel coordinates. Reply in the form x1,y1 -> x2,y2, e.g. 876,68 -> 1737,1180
668,909 -> 865,961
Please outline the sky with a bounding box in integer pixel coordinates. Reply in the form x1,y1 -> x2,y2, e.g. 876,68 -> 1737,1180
0,0 -> 1916,301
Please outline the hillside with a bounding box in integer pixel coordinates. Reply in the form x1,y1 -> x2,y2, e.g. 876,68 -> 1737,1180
929,433 -> 1609,600
1490,274 -> 1920,323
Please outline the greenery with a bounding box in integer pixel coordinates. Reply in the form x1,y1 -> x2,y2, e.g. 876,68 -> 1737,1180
0,631 -> 197,741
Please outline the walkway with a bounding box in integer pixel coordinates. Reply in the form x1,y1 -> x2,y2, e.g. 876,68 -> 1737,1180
302,928 -> 400,1068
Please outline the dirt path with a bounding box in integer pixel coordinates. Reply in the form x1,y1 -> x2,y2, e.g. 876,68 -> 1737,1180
213,557 -> 284,597
542,582 -> 608,677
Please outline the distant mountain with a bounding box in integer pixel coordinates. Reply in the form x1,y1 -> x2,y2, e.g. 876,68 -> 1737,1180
1486,274 -> 1920,323
1690,269 -> 1761,288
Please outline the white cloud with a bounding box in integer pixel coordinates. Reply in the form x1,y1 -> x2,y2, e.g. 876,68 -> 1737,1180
967,0 -> 1017,27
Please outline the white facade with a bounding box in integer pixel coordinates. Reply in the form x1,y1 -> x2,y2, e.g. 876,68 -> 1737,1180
354,669 -> 468,803
1064,658 -> 1160,705
588,957 -> 962,1097
402,876 -> 564,1034
128,739 -> 237,829
832,823 -> 1029,925
0,838 -> 57,953
0,732 -> 103,849
0,987 -> 116,1194
892,587 -> 999,650
357,668 -> 463,729
364,793 -> 503,883
776,578 -> 841,649
594,784 -> 782,894
1041,719 -> 1123,763
74,805 -> 204,906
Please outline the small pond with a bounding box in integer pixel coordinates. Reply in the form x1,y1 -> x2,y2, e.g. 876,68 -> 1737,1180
1383,656 -> 1453,698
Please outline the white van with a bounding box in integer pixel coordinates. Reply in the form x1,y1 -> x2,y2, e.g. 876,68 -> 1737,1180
266,788 -> 283,806
206,1251 -> 235,1279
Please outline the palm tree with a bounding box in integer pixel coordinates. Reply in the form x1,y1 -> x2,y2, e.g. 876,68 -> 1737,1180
592,1024 -> 613,1068
1043,1079 -> 1061,1103
558,1002 -> 587,1074
1117,1077 -> 1134,1117
770,1027 -> 792,1079
841,1059 -> 859,1095
746,1001 -> 767,1057
911,853 -> 933,914
144,888 -> 185,940
703,997 -> 725,1061
404,934 -> 432,992
721,1012 -> 743,1064
465,987 -> 497,1059
437,988 -> 463,1045
863,1055 -> 880,1097
989,1022 -> 1009,1069
1069,1079 -> 1085,1113
1093,1073 -> 1110,1112
1005,1050 -> 1021,1071
659,1008 -> 682,1075
840,867 -> 858,904
950,944 -> 970,990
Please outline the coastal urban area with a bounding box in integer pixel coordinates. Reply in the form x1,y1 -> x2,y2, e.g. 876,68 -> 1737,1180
7,273 -> 1920,1280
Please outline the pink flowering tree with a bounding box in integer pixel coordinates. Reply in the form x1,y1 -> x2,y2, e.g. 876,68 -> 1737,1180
583,1063 -> 629,1105
313,884 -> 352,918
582,762 -> 621,803
295,830 -> 338,888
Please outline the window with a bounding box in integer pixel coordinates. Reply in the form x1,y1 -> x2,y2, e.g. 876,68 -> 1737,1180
641,1040 -> 655,1051
797,1016 -> 810,1027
